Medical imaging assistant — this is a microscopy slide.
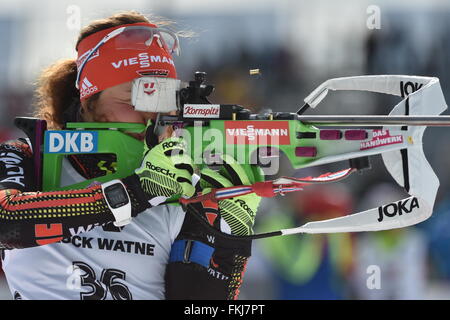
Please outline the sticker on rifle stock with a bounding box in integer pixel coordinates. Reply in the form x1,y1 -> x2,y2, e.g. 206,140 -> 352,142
360,129 -> 403,151
183,104 -> 220,118
45,131 -> 98,153
225,121 -> 290,145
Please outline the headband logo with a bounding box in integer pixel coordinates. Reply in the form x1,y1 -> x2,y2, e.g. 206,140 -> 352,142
112,53 -> 151,69
80,77 -> 99,98
111,53 -> 175,70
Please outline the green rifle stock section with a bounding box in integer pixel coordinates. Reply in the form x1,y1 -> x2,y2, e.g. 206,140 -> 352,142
42,120 -> 322,201
42,122 -> 145,191
178,119 -> 323,183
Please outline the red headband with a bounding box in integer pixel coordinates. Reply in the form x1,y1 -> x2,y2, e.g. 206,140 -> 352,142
76,22 -> 178,100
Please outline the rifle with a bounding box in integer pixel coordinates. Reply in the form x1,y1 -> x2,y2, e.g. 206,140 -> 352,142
15,73 -> 450,239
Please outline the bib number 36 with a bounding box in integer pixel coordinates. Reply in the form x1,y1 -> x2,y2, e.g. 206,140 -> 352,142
67,261 -> 132,300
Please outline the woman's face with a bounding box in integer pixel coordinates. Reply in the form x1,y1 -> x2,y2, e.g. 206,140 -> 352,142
81,81 -> 158,140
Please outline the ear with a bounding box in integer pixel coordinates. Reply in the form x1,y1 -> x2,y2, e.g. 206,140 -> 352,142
79,101 -> 86,112
79,94 -> 99,121
78,100 -> 89,121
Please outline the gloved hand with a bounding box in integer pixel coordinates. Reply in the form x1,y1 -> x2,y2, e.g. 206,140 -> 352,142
199,154 -> 262,236
134,121 -> 196,206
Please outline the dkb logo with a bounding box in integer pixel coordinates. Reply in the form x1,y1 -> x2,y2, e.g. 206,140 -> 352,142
45,131 -> 98,153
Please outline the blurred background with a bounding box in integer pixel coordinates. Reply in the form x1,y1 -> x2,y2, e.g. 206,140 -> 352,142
1,0 -> 450,299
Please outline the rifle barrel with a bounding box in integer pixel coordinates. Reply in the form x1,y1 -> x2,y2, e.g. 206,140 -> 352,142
297,115 -> 450,126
